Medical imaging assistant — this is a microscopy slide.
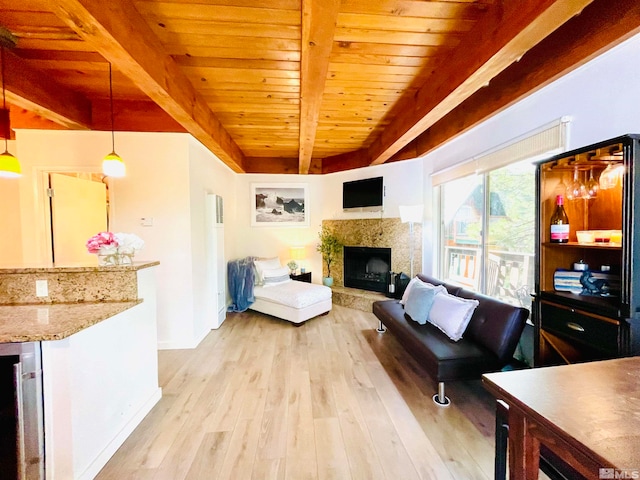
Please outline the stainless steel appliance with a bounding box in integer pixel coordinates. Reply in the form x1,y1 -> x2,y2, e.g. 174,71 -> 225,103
0,342 -> 44,479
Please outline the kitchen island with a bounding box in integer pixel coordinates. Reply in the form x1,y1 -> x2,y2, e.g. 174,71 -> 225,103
0,261 -> 161,480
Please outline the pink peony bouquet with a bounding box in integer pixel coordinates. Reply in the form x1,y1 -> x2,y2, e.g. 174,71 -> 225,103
86,231 -> 144,260
86,231 -> 119,255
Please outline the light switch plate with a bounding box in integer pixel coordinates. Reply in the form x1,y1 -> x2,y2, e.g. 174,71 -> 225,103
140,217 -> 154,227
36,280 -> 48,297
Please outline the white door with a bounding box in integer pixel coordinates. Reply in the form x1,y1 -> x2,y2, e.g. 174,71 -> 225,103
206,193 -> 225,329
50,173 -> 108,265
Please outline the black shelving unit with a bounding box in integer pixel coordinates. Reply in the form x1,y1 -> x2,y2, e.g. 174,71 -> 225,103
534,134 -> 640,366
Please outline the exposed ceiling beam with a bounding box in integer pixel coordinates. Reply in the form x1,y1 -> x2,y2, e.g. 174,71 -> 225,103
412,0 -> 640,160
9,108 -> 68,133
321,149 -> 370,174
91,99 -> 186,133
367,0 -> 595,166
245,156 -> 322,175
50,0 -> 246,172
298,0 -> 340,174
3,49 -> 92,129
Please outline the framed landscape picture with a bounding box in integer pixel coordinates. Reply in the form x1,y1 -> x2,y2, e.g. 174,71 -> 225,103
251,183 -> 309,227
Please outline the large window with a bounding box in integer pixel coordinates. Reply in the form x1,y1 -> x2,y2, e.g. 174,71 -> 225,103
439,160 -> 536,309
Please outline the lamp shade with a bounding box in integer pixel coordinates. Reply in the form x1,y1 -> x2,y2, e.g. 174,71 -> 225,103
103,151 -> 126,177
399,204 -> 423,223
290,246 -> 305,260
0,150 -> 21,178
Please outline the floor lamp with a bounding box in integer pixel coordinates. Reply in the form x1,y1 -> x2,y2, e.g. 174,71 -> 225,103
399,204 -> 423,278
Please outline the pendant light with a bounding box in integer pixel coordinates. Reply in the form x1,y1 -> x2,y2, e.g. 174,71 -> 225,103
102,61 -> 125,177
0,44 -> 21,178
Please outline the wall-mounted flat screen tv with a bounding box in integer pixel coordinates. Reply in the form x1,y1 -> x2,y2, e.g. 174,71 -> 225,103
343,176 -> 384,210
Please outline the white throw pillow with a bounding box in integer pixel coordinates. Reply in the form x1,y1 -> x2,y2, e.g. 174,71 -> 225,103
263,277 -> 291,287
427,293 -> 479,341
254,257 -> 282,283
262,266 -> 291,287
262,266 -> 289,278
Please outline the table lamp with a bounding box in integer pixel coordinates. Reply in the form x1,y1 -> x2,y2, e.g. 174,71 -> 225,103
290,246 -> 305,274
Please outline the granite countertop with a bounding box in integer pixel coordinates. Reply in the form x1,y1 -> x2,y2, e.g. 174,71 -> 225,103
0,301 -> 143,343
0,260 -> 160,274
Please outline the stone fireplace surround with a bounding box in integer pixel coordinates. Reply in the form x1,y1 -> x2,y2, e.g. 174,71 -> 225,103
321,218 -> 422,311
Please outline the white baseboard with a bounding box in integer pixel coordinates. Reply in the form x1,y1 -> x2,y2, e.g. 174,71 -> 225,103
77,387 -> 162,480
157,339 -> 199,350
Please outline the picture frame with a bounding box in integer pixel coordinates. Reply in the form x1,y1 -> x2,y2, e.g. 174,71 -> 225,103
251,183 -> 309,227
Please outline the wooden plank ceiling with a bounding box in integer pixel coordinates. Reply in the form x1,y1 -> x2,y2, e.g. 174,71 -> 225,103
1,0 -> 640,174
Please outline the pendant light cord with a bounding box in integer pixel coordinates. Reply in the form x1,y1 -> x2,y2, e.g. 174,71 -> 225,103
1,46 -> 8,150
1,46 -> 6,110
108,62 -> 115,152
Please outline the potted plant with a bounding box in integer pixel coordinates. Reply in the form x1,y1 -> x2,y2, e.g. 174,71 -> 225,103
316,225 -> 343,286
286,260 -> 298,275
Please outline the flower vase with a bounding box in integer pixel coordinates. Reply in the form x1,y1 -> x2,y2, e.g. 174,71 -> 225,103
98,253 -> 134,266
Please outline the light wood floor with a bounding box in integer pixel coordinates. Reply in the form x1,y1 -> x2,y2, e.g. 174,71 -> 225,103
96,304 -> 502,480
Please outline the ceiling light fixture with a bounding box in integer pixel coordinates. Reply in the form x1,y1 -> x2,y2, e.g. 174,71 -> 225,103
0,38 -> 21,178
102,62 -> 125,177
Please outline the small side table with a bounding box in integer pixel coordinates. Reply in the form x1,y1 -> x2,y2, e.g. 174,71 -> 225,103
290,272 -> 311,283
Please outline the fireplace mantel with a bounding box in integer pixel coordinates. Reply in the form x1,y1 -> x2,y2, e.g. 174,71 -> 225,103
321,218 -> 422,287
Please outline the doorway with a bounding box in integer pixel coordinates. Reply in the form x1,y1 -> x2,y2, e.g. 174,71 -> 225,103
48,173 -> 109,265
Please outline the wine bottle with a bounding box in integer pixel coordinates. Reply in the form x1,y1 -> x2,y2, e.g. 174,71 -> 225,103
550,194 -> 570,243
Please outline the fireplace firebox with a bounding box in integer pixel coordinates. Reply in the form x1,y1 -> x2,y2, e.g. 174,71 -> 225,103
343,246 -> 391,293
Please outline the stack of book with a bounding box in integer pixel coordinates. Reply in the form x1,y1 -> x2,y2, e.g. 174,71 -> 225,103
553,269 -> 620,295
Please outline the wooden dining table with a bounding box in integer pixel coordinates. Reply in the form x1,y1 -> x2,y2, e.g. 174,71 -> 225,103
482,357 -> 640,480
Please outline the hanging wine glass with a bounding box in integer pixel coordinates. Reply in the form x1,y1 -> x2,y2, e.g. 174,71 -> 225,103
555,173 -> 568,197
567,166 -> 586,200
613,163 -> 625,185
599,163 -> 617,190
585,166 -> 599,198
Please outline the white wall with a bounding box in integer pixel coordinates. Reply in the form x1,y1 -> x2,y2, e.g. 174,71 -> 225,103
233,173 -> 326,280
106,132 -> 196,348
421,32 -> 640,275
229,160 -> 425,283
187,137 -> 236,342
320,158 -> 424,220
13,129 -> 235,349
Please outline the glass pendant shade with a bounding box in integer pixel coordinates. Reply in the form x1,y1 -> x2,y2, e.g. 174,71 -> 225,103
102,151 -> 126,177
0,149 -> 20,178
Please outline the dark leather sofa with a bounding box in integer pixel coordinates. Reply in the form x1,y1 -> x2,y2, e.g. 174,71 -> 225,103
372,274 -> 528,405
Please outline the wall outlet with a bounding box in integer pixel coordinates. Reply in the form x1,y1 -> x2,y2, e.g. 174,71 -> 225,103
36,280 -> 48,297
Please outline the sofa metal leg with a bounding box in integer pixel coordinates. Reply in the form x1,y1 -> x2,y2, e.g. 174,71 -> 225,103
376,320 -> 386,333
495,399 -> 509,480
432,382 -> 451,407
